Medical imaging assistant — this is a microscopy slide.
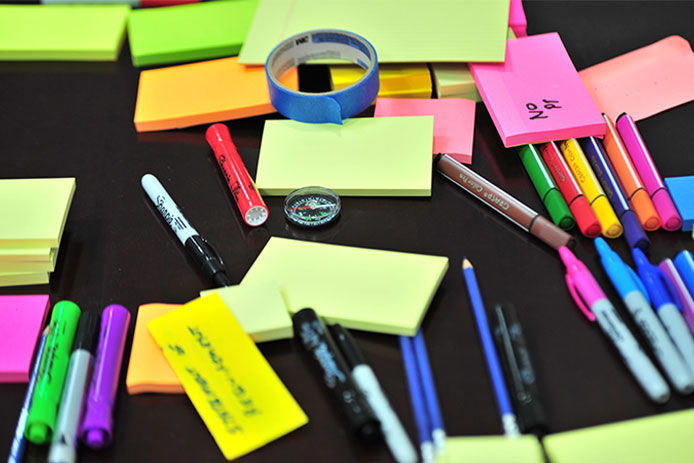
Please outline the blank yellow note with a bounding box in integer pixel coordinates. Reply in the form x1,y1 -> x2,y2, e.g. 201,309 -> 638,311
148,294 -> 307,460
437,435 -> 544,463
544,409 -> 694,463
330,63 -> 432,99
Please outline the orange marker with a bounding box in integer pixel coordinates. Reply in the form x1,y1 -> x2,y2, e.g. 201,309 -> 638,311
602,114 -> 661,231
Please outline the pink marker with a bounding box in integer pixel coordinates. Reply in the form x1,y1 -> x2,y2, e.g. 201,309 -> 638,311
615,113 -> 682,231
559,246 -> 669,403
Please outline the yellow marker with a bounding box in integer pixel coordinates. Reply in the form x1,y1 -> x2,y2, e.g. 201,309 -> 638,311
559,139 -> 623,238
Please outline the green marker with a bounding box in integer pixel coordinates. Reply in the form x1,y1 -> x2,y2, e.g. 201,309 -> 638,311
517,144 -> 576,230
25,300 -> 81,444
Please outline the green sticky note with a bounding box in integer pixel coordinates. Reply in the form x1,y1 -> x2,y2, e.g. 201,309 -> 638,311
255,117 -> 434,196
239,0 -> 510,64
200,281 -> 292,343
241,237 -> 449,335
437,436 -> 544,463
544,409 -> 694,463
128,0 -> 259,67
0,5 -> 130,61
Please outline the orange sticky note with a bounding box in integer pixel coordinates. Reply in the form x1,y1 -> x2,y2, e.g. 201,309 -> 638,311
125,303 -> 184,394
579,36 -> 694,122
133,56 -> 297,132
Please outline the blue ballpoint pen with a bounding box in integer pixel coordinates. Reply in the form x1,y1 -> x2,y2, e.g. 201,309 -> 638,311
412,332 -> 446,452
596,238 -> 692,394
633,248 -> 694,377
9,328 -> 49,463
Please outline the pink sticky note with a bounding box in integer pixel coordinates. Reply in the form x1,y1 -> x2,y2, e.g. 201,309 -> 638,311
0,295 -> 50,383
508,0 -> 527,37
374,98 -> 476,164
470,33 -> 605,147
579,36 -> 694,122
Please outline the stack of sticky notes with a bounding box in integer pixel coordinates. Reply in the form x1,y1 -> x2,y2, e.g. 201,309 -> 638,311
0,295 -> 50,382
329,64 -> 432,99
0,178 -> 76,286
128,0 -> 259,67
0,4 -> 130,61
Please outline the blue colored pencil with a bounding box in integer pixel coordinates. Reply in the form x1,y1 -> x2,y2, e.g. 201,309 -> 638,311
9,327 -> 49,463
399,335 -> 435,463
462,259 -> 520,437
412,331 -> 446,452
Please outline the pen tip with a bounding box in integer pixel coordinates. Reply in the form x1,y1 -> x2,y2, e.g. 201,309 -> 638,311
42,326 -> 50,335
462,259 -> 472,269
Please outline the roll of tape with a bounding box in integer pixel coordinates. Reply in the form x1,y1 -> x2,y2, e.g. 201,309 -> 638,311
265,29 -> 379,124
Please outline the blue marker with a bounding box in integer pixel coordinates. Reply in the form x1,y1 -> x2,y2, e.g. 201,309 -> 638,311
580,137 -> 649,250
633,248 -> 694,377
674,251 -> 694,297
400,336 -> 434,463
462,259 -> 520,436
595,238 -> 691,394
9,328 -> 49,463
412,332 -> 446,452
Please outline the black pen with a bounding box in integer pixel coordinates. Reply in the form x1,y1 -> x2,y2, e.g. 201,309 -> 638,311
141,173 -> 232,287
490,303 -> 548,436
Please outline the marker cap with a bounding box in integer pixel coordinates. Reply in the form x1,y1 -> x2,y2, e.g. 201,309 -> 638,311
621,210 -> 650,251
652,189 -> 682,231
568,196 -> 601,237
592,196 -> 623,238
544,189 -> 575,231
630,189 -> 661,231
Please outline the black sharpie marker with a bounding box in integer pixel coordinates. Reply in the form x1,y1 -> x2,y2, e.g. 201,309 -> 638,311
292,308 -> 382,444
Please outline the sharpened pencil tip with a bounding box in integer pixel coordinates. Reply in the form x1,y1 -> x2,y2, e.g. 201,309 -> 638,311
462,258 -> 472,269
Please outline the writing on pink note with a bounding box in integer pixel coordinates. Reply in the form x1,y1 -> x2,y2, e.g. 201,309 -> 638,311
526,99 -> 562,120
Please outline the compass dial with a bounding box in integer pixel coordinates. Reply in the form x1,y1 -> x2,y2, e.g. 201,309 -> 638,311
284,187 -> 341,227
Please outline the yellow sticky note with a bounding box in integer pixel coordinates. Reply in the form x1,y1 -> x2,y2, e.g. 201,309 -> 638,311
330,63 -> 432,99
255,117 -> 434,197
437,436 -> 544,463
200,282 -> 292,342
241,237 -> 449,335
544,409 -> 694,463
0,178 -> 75,248
148,294 -> 308,460
0,271 -> 49,288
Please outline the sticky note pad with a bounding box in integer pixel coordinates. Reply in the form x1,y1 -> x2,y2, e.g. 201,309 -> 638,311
242,237 -> 449,335
544,409 -> 694,463
509,0 -> 528,37
126,303 -> 184,394
437,435 -> 544,463
665,177 -> 694,231
134,57 -> 297,132
127,0 -> 258,67
255,117 -> 434,196
470,33 -> 605,147
0,271 -> 50,288
330,63 -> 432,99
0,295 -> 50,382
200,282 -> 292,342
374,98 -> 476,164
579,36 -> 694,122
239,0 -> 510,64
0,5 -> 129,61
0,247 -> 55,264
148,294 -> 308,460
0,178 -> 75,248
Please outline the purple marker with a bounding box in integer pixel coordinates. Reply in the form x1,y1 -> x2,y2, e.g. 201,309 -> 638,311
79,305 -> 130,449
659,259 -> 694,335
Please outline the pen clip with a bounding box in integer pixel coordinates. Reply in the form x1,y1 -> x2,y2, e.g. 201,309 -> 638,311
657,268 -> 682,311
565,273 -> 596,322
200,237 -> 227,270
625,264 -> 651,305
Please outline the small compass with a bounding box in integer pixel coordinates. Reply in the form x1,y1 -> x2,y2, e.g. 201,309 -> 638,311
284,186 -> 341,227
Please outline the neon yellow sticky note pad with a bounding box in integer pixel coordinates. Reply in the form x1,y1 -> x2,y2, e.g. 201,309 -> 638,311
148,294 -> 307,460
241,237 -> 449,335
437,435 -> 544,463
330,63 -> 432,99
0,178 -> 75,247
544,409 -> 694,463
200,282 -> 292,343
255,117 -> 434,197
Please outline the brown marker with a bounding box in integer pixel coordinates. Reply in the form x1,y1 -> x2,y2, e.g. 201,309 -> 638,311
435,154 -> 574,251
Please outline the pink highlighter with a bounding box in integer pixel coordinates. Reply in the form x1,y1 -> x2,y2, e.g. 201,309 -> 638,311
615,113 -> 682,231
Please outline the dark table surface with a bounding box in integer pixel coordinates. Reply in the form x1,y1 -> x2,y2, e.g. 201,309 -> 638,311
2,1 -> 694,462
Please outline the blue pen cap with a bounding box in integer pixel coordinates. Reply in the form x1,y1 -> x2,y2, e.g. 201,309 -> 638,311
595,237 -> 647,299
621,210 -> 650,251
632,247 -> 679,309
674,251 -> 694,296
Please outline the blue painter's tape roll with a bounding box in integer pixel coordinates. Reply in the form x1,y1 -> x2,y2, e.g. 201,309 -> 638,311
265,29 -> 379,124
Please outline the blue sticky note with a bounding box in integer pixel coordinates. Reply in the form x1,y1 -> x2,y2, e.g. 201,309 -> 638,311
665,176 -> 694,231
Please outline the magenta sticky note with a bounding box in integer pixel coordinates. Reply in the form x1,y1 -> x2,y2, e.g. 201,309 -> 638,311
508,0 -> 527,37
469,33 -> 605,148
0,295 -> 50,383
374,98 -> 476,164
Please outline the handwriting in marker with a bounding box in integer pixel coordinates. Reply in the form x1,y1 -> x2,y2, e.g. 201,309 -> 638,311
526,99 -> 562,120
